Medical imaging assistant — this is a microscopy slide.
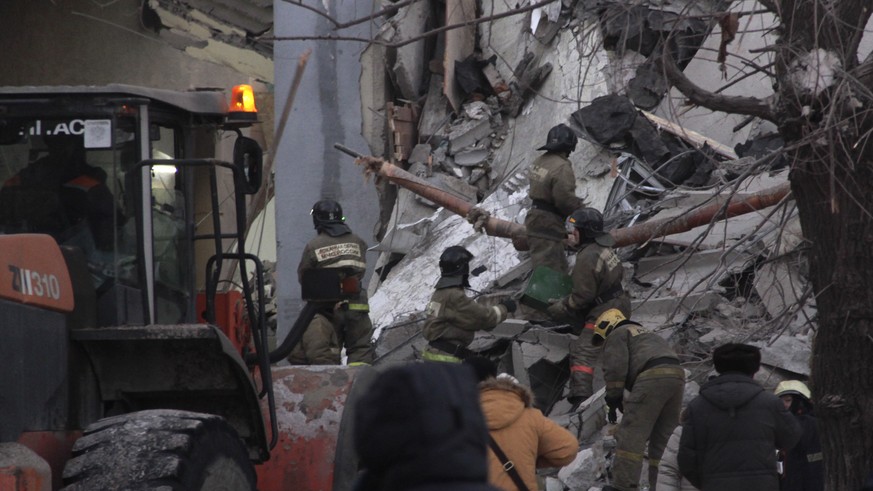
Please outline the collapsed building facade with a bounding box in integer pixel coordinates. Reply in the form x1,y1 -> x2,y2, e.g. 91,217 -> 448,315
353,0 -> 826,488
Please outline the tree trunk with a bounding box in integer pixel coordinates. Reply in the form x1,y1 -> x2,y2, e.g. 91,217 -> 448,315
790,147 -> 873,489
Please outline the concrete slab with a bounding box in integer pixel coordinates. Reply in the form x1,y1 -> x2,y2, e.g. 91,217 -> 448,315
360,40 -> 389,157
454,147 -> 490,166
443,0 -> 477,113
635,248 -> 756,294
754,335 -> 812,376
448,117 -> 494,153
418,75 -> 453,143
631,292 -> 724,326
390,0 -> 431,101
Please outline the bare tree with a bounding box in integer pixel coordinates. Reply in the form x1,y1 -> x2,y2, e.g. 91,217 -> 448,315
659,1 -> 873,487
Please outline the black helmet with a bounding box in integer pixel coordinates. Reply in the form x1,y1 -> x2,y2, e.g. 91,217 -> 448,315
537,124 -> 578,153
311,199 -> 344,229
439,246 -> 474,277
567,207 -> 604,240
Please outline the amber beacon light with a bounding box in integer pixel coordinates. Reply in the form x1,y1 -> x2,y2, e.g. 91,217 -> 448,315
229,84 -> 258,121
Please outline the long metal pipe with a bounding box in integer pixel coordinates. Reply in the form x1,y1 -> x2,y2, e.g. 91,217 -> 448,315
358,156 -> 792,251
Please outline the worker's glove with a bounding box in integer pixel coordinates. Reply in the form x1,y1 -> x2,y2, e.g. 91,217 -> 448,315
500,298 -> 517,314
605,395 -> 624,415
466,206 -> 491,233
607,405 -> 618,424
546,299 -> 565,319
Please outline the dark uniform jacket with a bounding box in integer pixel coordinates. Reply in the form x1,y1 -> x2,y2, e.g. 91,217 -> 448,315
423,282 -> 509,348
297,229 -> 369,305
780,411 -> 823,491
550,240 -> 630,323
678,373 -> 802,491
601,323 -> 680,399
525,153 -> 584,240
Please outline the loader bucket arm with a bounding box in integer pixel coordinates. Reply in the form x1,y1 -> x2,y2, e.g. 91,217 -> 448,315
70,324 -> 269,461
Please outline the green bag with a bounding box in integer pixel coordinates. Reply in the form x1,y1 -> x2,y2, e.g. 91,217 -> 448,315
520,266 -> 573,312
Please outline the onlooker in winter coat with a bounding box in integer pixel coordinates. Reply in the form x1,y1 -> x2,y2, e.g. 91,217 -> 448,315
352,362 -> 501,491
774,380 -> 823,491
465,357 -> 579,491
657,413 -> 696,491
678,343 -> 802,491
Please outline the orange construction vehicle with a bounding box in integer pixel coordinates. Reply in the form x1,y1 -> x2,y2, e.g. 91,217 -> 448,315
0,84 -> 364,490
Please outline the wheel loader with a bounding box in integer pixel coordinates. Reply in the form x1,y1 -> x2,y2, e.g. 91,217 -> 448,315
0,84 -> 367,491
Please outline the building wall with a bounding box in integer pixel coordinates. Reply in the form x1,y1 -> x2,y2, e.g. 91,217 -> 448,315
0,1 -> 252,90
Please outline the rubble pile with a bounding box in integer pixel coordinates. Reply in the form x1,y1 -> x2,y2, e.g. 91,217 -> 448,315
356,0 -> 815,489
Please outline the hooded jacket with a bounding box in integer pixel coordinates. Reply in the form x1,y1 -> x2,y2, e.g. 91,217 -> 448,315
353,363 -> 500,491
658,425 -> 696,491
678,373 -> 802,491
479,378 -> 579,491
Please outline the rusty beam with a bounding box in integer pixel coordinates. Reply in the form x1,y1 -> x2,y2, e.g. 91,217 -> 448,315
355,155 -> 792,251
611,182 -> 792,247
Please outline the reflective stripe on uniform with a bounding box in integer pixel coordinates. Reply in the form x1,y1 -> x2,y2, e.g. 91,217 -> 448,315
322,259 -> 367,270
347,303 -> 369,312
571,365 -> 594,374
606,380 -> 625,390
422,349 -> 462,363
491,305 -> 504,318
648,458 -> 661,467
807,452 -> 823,463
348,361 -> 371,367
637,366 -> 685,381
615,449 -> 645,463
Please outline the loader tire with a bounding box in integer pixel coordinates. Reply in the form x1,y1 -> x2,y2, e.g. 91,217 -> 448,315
61,409 -> 256,491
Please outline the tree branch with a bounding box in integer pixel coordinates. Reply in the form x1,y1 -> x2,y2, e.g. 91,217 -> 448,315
333,0 -> 423,30
657,47 -> 777,123
269,34 -> 388,45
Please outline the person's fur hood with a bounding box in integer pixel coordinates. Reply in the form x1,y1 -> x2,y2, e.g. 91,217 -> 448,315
479,376 -> 533,408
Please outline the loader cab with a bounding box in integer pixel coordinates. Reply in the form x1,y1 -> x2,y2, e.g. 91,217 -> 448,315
0,85 -> 260,327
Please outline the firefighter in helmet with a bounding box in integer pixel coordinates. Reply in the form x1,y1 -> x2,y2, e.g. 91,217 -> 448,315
421,245 -> 516,362
546,207 -> 631,406
525,123 -> 587,274
774,380 -> 823,490
593,308 -> 685,491
290,199 -> 375,365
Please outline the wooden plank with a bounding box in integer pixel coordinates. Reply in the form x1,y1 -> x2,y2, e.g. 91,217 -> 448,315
641,110 -> 738,160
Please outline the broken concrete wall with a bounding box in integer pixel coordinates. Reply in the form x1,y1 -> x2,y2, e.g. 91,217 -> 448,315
0,1 -> 265,89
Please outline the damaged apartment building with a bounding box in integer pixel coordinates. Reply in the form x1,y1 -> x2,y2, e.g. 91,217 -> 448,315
354,1 -> 819,488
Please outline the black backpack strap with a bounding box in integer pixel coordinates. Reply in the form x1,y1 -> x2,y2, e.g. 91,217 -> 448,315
488,435 -> 530,491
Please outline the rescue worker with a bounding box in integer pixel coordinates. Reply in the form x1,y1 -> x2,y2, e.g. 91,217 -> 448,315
422,246 -> 516,362
774,380 -> 823,491
546,207 -> 631,406
286,310 -> 341,365
0,133 -> 116,250
593,309 -> 685,491
525,123 -> 586,274
294,199 -> 375,365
